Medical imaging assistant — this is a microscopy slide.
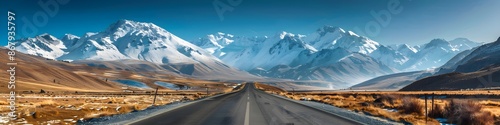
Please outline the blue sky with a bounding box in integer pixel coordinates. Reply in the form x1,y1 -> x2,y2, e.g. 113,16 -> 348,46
2,0 -> 499,46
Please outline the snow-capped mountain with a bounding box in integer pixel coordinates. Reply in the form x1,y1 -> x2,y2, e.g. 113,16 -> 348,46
190,26 -> 481,87
12,33 -> 67,59
304,26 -> 379,54
368,45 -> 408,69
449,37 -> 500,73
192,27 -> 396,87
401,38 -> 481,71
392,44 -> 418,57
252,49 -> 395,88
401,37 -> 500,91
60,34 -> 80,49
60,19 -> 214,64
191,32 -> 234,56
449,38 -> 483,51
211,27 -> 387,71
349,38 -> 484,90
214,32 -> 316,70
11,20 -> 261,81
191,32 -> 268,58
11,19 -> 485,89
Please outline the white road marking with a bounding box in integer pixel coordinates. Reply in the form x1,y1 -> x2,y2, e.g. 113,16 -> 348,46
245,101 -> 250,125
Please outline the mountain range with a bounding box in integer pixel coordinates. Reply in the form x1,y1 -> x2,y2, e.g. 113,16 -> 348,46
11,20 -> 484,89
353,37 -> 498,91
401,37 -> 500,90
12,20 -> 259,82
192,26 -> 481,87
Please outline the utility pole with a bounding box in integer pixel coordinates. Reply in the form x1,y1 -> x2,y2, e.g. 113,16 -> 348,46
153,87 -> 158,105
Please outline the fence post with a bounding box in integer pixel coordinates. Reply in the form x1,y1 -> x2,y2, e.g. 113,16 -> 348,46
424,94 -> 428,123
153,87 -> 158,105
431,93 -> 435,112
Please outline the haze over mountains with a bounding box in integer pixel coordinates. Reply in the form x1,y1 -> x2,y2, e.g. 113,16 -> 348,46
11,20 -> 485,89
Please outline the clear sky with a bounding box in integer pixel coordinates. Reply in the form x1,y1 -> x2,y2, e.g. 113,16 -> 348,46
2,0 -> 499,46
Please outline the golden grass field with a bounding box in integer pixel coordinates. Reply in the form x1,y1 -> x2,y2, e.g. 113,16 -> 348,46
0,83 -> 244,125
255,82 -> 500,125
0,48 -> 249,124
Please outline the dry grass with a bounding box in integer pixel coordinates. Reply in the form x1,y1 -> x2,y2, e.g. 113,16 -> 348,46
0,92 -> 218,124
254,82 -> 286,95
445,100 -> 495,125
255,85 -> 500,125
401,97 -> 424,115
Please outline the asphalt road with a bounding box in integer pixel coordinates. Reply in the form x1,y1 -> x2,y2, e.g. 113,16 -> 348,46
129,83 -> 362,125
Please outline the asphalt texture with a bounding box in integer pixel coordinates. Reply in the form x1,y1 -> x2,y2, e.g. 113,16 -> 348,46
130,83 -> 362,125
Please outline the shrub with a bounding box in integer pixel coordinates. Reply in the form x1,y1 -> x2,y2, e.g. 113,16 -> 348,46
378,94 -> 401,104
428,104 -> 445,118
445,99 -> 494,125
401,97 -> 424,115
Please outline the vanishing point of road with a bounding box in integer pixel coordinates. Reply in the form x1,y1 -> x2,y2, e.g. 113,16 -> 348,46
129,83 -> 363,125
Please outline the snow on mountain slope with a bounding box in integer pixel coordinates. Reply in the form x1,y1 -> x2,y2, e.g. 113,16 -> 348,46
253,52 -> 395,88
11,20 -> 261,81
349,39 -> 483,90
394,44 -> 418,57
217,32 -> 315,70
191,32 -> 268,58
213,26 -> 385,71
60,19 -> 213,64
401,38 -> 480,71
12,33 -> 67,59
304,26 -> 379,54
304,53 -> 395,86
352,38 -> 487,91
194,26 -> 484,88
369,45 -> 408,69
450,37 -> 500,73
191,32 -> 234,56
251,32 -> 317,69
400,37 -> 500,91
289,47 -> 351,67
449,38 -> 483,51
60,34 -> 80,49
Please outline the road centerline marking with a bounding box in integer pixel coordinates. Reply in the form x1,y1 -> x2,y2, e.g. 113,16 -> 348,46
245,101 -> 250,125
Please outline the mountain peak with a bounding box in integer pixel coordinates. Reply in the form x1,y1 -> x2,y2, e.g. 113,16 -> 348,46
320,25 -> 344,32
105,19 -> 166,35
60,34 -> 80,48
425,39 -> 449,48
317,26 -> 345,36
452,37 -> 472,42
275,31 -> 294,39
62,34 -> 79,39
37,33 -> 58,41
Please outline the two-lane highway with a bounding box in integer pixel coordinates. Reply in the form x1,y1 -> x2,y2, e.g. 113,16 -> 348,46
129,83 -> 362,125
